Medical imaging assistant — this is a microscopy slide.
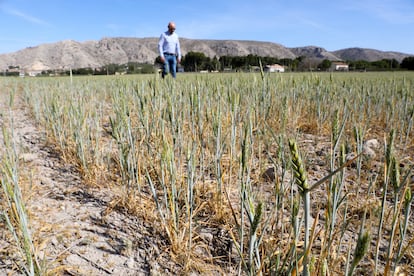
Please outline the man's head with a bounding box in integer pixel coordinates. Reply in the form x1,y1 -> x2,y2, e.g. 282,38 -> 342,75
168,22 -> 176,33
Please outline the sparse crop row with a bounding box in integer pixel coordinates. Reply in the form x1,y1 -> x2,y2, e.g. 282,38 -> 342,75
2,71 -> 414,275
0,91 -> 44,275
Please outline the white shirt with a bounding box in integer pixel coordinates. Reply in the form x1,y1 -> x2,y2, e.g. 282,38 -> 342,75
158,31 -> 181,60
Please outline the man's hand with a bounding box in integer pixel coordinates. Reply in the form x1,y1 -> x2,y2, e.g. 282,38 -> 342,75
160,57 -> 165,63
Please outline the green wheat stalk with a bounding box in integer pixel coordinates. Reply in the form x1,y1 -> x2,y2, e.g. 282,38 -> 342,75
289,139 -> 310,276
1,110 -> 42,275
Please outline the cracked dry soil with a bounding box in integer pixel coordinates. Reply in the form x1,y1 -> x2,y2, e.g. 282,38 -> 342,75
0,94 -> 179,275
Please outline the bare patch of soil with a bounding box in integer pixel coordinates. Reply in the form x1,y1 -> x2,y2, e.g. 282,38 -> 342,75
0,96 -> 179,275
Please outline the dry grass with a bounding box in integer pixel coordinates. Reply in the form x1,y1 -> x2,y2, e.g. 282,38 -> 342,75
1,72 -> 414,275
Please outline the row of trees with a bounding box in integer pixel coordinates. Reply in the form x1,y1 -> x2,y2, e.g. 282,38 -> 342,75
178,52 -> 414,72
72,55 -> 414,74
70,63 -> 155,75
400,56 -> 414,70
3,54 -> 414,77
177,52 -> 303,72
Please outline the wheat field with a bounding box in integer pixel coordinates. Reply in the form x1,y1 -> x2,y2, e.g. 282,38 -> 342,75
1,71 -> 414,275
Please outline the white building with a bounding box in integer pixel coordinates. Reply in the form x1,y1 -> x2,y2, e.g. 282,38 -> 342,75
264,64 -> 285,73
331,62 -> 349,71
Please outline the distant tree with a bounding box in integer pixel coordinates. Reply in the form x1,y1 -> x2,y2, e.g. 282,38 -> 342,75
99,63 -> 121,75
245,54 -> 259,66
401,56 -> 414,70
298,57 -> 319,71
219,56 -> 233,70
289,59 -> 299,72
211,56 -> 220,71
348,60 -> 370,71
127,62 -> 136,73
262,56 -> 279,66
72,67 -> 93,75
232,56 -> 246,69
5,71 -> 19,77
371,59 -> 395,70
182,51 -> 209,72
388,59 -> 400,69
289,56 -> 306,71
318,59 -> 332,71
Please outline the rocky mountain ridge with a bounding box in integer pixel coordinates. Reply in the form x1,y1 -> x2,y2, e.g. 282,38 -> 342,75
0,37 -> 411,71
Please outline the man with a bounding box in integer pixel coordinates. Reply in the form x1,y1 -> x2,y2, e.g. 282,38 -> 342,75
158,21 -> 181,78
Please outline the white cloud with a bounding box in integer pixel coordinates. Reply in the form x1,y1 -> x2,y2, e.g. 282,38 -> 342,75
2,7 -> 49,26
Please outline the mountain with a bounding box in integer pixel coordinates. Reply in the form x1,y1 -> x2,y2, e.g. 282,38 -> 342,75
0,37 -> 412,71
180,38 -> 296,59
290,46 -> 341,61
332,48 -> 410,62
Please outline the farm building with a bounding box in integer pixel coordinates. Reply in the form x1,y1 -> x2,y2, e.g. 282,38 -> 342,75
264,64 -> 285,73
331,62 -> 349,71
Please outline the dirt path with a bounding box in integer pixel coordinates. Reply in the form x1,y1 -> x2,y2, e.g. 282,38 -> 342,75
0,94 -> 176,275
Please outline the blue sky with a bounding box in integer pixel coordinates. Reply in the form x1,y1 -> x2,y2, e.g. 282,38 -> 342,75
0,0 -> 413,55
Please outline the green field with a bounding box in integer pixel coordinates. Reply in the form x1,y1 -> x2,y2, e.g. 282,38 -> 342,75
1,71 -> 414,275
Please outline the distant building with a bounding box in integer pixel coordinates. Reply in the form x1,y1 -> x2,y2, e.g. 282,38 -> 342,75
28,71 -> 42,77
264,64 -> 285,73
331,62 -> 349,71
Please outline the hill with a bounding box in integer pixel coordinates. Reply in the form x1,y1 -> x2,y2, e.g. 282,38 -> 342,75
0,37 -> 411,71
332,47 -> 410,62
289,46 -> 341,61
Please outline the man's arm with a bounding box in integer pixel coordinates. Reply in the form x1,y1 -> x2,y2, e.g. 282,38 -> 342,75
176,37 -> 181,63
158,33 -> 165,62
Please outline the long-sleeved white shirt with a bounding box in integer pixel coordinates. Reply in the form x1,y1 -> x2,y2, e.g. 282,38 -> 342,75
158,31 -> 181,60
